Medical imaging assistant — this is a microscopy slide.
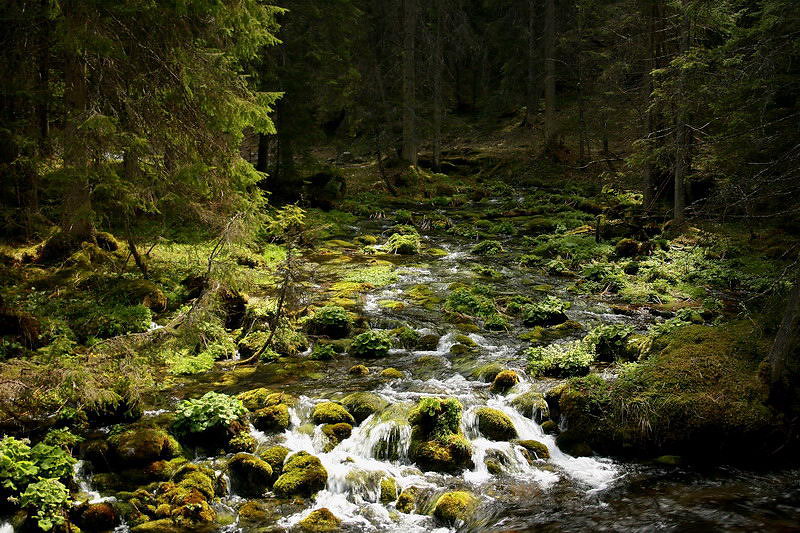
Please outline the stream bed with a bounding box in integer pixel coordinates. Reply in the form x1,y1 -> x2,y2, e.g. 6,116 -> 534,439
75,198 -> 800,532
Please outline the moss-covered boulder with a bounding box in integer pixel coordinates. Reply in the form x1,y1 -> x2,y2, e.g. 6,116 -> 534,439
408,398 -> 473,473
416,334 -> 441,351
227,431 -> 257,453
474,408 -> 517,441
490,370 -> 519,394
555,322 -> 778,459
312,402 -> 355,425
385,233 -> 421,255
348,364 -> 370,376
380,367 -> 404,379
510,391 -> 550,422
396,487 -> 420,514
227,453 -> 273,497
432,491 -> 478,525
252,404 -> 291,433
237,387 -> 295,411
614,238 -> 640,258
298,508 -> 341,532
262,445 -> 290,479
74,502 -> 118,532
108,427 -> 181,467
272,452 -> 328,497
341,392 -> 388,424
322,423 -> 353,450
515,439 -> 550,461
379,477 -> 399,503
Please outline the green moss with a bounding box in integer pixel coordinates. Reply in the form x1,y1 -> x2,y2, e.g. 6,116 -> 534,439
541,420 -> 558,434
585,324 -> 636,362
432,491 -> 478,525
385,233 -> 421,255
515,439 -> 550,460
341,392 -> 388,424
261,445 -> 290,477
443,287 -> 496,318
408,398 -> 473,473
252,404 -> 291,433
556,322 -> 776,458
322,423 -> 353,449
490,370 -> 519,394
391,325 -> 420,348
108,427 -> 181,467
237,388 -> 296,411
298,508 -> 342,532
348,364 -> 369,376
379,477 -> 398,503
404,285 -> 443,309
380,367 -> 404,379
470,240 -> 504,255
227,453 -> 273,497
227,431 -> 257,453
272,452 -> 328,497
510,391 -> 549,422
396,487 -> 419,513
475,407 -> 517,441
471,362 -> 504,382
312,402 -> 355,425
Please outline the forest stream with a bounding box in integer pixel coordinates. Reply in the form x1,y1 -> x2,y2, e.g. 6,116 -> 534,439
59,195 -> 800,533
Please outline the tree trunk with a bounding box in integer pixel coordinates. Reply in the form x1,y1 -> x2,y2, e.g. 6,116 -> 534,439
543,0 -> 557,147
432,0 -> 443,170
673,5 -> 690,224
256,133 -> 269,173
643,0 -> 660,213
576,6 -> 586,165
60,0 -> 92,245
525,0 -> 538,128
402,0 -> 417,165
769,277 -> 800,410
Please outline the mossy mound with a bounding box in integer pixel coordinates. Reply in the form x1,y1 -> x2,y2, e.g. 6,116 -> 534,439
108,427 -> 181,467
416,334 -> 441,350
262,445 -> 290,479
252,404 -> 291,433
490,370 -> 519,394
380,367 -> 404,379
312,402 -> 355,425
408,397 -> 473,473
510,391 -> 550,422
348,364 -> 370,376
432,491 -> 478,525
515,439 -> 550,460
74,502 -> 118,532
379,477 -> 398,503
306,305 -> 353,339
474,407 -> 518,441
237,388 -> 298,411
555,322 -> 777,459
385,233 -> 421,255
298,508 -> 342,532
227,453 -> 273,497
471,362 -> 504,382
396,487 -> 419,513
322,423 -> 353,450
341,392 -> 388,424
272,452 -> 328,497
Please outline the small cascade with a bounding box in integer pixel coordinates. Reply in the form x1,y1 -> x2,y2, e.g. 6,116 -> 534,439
73,460 -> 115,504
0,523 -> 12,533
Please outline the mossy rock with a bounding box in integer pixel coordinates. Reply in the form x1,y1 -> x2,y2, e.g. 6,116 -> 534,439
510,391 -> 550,422
454,334 -> 477,347
237,389 -> 298,411
298,508 -> 341,532
322,423 -> 353,450
341,392 -> 388,424
555,430 -> 594,457
272,452 -> 328,498
379,477 -> 399,504
385,233 -> 421,255
131,519 -> 186,533
114,279 -> 167,312
227,453 -> 273,497
416,334 -> 441,350
227,431 -> 257,453
475,407 -> 517,441
471,362 -> 504,382
541,420 -> 559,434
108,427 -> 181,467
238,501 -> 268,523
409,432 -> 473,473
380,367 -> 404,379
396,487 -> 420,514
614,238 -> 641,258
449,343 -> 475,355
515,439 -> 550,461
432,491 -> 478,525
489,370 -> 519,394
312,402 -> 355,425
348,364 -> 370,376
262,445 -> 290,478
306,305 -> 353,339
252,404 -> 291,433
74,502 -> 118,532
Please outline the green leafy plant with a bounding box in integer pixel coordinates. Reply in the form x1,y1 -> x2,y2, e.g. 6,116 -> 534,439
585,324 -> 635,362
470,240 -> 504,255
306,306 -> 352,338
173,392 -> 247,435
310,344 -> 337,361
526,341 -> 595,377
521,297 -> 570,327
349,330 -> 393,358
444,287 -> 496,318
385,233 -> 421,254
21,479 -> 70,531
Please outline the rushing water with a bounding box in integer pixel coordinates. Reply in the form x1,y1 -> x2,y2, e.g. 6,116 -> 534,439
66,200 -> 800,532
